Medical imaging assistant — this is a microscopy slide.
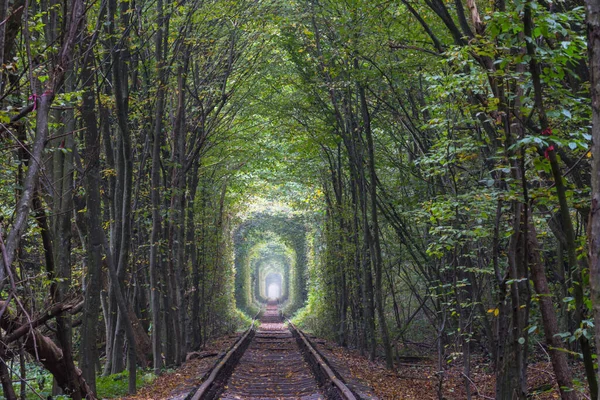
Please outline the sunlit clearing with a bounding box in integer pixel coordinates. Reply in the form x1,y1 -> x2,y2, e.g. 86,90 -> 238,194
268,283 -> 280,299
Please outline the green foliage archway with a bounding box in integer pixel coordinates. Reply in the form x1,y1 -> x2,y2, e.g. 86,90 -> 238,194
234,212 -> 308,314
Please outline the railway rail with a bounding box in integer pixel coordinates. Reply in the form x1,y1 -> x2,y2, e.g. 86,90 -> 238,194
184,301 -> 361,400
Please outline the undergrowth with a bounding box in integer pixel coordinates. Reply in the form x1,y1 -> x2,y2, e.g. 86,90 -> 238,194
2,366 -> 156,400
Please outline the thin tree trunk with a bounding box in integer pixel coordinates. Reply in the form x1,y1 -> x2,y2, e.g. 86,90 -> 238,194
19,348 -> 26,400
51,69 -> 79,399
100,234 -> 136,394
0,343 -> 17,400
527,222 -> 577,399
79,33 -> 103,394
0,89 -> 53,289
0,0 -> 9,95
187,165 -> 200,350
149,0 -> 166,374
169,55 -> 188,364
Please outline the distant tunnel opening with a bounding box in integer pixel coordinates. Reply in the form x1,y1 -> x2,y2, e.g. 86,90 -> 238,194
266,273 -> 282,299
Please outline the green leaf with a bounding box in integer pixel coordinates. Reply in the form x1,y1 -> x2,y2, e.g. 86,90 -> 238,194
527,325 -> 537,334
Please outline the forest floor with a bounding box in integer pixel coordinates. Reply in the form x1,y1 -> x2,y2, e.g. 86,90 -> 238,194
113,334 -> 588,399
116,333 -> 241,400
320,339 -> 589,399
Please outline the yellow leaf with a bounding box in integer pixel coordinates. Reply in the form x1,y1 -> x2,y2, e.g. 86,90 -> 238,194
487,308 -> 499,316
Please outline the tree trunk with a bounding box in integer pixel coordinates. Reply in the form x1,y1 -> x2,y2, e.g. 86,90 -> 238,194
0,0 -> 9,95
0,340 -> 17,400
100,235 -> 137,394
586,0 -> 600,390
496,123 -> 529,400
188,165 -> 201,350
0,89 -> 53,289
79,33 -> 103,394
358,69 -> 393,369
168,55 -> 189,364
527,222 -> 577,399
149,0 -> 166,374
51,69 -> 79,399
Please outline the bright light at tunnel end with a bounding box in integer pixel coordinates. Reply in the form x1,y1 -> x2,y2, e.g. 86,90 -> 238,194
268,283 -> 281,299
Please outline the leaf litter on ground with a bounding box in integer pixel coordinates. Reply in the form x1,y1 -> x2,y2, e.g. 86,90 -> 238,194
113,334 -> 241,400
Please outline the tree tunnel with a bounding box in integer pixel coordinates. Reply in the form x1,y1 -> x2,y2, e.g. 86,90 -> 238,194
233,212 -> 308,314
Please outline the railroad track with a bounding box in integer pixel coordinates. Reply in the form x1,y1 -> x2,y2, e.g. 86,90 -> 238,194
185,301 -> 359,400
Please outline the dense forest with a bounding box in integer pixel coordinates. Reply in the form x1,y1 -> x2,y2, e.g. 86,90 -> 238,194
1,0 -> 600,398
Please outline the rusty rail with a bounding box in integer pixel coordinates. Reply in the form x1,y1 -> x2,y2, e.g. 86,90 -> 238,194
287,319 -> 358,400
185,313 -> 259,400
